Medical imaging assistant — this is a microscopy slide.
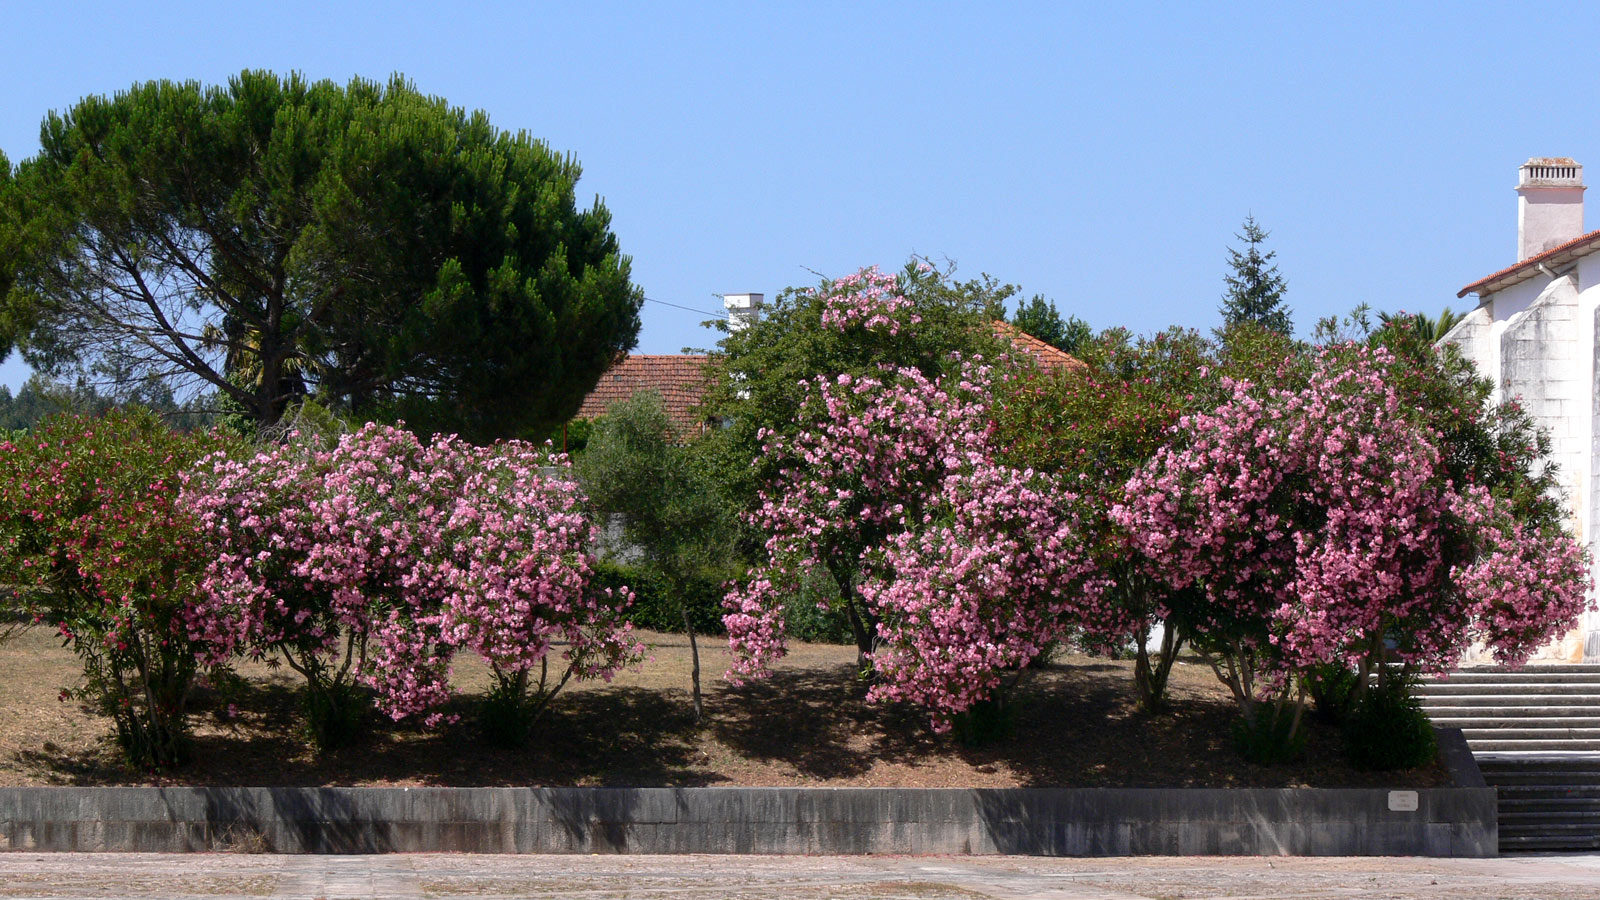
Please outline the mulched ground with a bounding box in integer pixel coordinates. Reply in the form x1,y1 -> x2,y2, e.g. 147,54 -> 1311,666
0,626 -> 1447,788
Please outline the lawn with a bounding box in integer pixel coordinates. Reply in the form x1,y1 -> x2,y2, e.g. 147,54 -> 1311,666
0,626 -> 1447,789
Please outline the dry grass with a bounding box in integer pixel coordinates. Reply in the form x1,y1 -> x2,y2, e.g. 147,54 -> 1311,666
0,626 -> 1447,788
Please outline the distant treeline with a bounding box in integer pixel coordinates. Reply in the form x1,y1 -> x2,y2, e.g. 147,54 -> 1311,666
0,375 -> 210,432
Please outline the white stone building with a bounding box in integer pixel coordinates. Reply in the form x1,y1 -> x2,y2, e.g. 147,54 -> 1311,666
1443,157 -> 1600,662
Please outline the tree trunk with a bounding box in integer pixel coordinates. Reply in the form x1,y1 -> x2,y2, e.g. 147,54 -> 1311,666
827,562 -> 876,670
1134,620 -> 1183,714
683,605 -> 703,724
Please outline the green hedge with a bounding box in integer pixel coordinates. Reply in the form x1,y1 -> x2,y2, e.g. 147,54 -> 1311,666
591,561 -> 728,636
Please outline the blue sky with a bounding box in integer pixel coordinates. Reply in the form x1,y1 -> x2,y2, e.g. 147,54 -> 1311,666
2,2 -> 1597,390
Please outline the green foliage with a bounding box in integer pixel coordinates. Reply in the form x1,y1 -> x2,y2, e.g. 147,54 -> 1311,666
301,676 -> 369,753
1220,215 -> 1291,335
990,321 -> 1301,712
577,391 -> 740,718
1,71 -> 641,442
0,374 -> 186,432
1304,663 -> 1361,725
950,696 -> 1017,747
0,151 -> 20,360
590,560 -> 727,636
1011,295 -> 1091,353
1325,308 -> 1566,539
1233,704 -> 1308,765
1379,307 -> 1462,343
698,258 -> 1010,553
1344,676 -> 1437,771
578,393 -> 738,582
0,410 -> 237,768
780,567 -> 855,645
551,417 -> 593,455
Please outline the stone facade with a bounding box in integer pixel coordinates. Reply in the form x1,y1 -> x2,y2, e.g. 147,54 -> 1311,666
1444,158 -> 1600,662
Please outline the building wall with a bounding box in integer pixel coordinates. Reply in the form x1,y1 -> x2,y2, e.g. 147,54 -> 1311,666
1445,272 -> 1600,662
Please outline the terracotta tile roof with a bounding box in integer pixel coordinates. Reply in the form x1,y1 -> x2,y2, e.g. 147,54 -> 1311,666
575,354 -> 713,438
574,325 -> 1083,439
1458,228 -> 1600,298
992,321 -> 1087,372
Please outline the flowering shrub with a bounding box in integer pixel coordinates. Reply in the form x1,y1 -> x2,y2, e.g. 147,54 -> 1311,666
184,422 -> 638,747
817,266 -> 922,335
861,461 -> 1110,729
725,350 -> 1109,729
439,439 -> 642,742
0,411 -> 235,767
1115,346 -> 1591,748
724,364 -> 991,679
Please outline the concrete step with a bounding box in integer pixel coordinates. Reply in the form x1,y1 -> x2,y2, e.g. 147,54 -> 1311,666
1491,784 -> 1600,797
1424,705 -> 1600,720
1501,836 -> 1600,851
1420,669 -> 1600,682
1421,668 -> 1600,681
1418,682 -> 1600,696
1501,820 -> 1600,833
1479,757 -> 1600,771
1463,727 -> 1600,739
1500,793 -> 1600,805
1501,808 -> 1600,821
1433,717 -> 1600,730
1418,694 -> 1600,709
1470,740 -> 1600,752
1485,770 -> 1600,785
1424,665 -> 1600,678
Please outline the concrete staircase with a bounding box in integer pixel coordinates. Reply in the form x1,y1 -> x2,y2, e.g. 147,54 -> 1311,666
1418,665 -> 1600,852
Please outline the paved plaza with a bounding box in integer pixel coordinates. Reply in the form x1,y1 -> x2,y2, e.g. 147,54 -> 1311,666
3,853 -> 1600,899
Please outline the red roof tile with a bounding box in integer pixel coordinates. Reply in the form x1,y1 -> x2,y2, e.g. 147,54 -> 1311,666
992,321 -> 1087,372
574,325 -> 1083,439
575,354 -> 713,438
1458,228 -> 1600,298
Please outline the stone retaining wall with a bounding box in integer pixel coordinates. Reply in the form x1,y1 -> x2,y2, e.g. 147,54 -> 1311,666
0,786 -> 1497,856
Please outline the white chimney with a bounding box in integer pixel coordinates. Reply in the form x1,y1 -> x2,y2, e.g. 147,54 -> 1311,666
1517,157 -> 1585,260
723,293 -> 764,332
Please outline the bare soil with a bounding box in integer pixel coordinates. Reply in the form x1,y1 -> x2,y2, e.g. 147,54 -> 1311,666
0,626 -> 1447,788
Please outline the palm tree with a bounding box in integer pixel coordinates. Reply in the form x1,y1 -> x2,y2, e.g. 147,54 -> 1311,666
1379,307 -> 1462,343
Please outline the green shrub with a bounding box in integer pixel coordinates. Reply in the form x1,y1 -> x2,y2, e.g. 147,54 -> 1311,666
951,695 -> 1018,747
1233,707 -> 1307,764
302,677 -> 369,752
781,568 -> 854,645
479,674 -> 538,749
1344,676 -> 1437,771
1305,663 -> 1361,725
591,561 -> 727,635
0,410 -> 236,768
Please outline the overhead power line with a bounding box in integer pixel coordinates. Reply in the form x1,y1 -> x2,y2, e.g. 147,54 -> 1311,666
644,296 -> 727,319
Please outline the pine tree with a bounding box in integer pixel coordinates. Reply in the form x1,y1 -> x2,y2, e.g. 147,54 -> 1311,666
1012,295 -> 1093,353
0,72 -> 642,442
1220,215 -> 1291,335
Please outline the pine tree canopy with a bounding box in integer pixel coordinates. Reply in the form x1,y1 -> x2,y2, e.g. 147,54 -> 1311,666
0,71 -> 643,442
1012,295 -> 1092,353
1219,215 -> 1291,335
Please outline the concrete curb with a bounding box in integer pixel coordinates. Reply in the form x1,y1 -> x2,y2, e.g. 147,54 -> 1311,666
0,785 -> 1497,856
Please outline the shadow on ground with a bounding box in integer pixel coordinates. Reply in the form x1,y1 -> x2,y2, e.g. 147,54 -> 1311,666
2,647 -> 1450,790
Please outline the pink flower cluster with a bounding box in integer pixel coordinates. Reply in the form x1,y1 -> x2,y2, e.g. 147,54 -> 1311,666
1115,346 -> 1591,684
725,350 -> 1107,727
182,423 -> 639,724
723,363 -> 992,679
815,266 -> 922,336
863,462 -> 1114,728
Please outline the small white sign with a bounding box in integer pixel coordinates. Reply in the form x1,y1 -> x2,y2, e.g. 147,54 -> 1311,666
1388,790 -> 1419,812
